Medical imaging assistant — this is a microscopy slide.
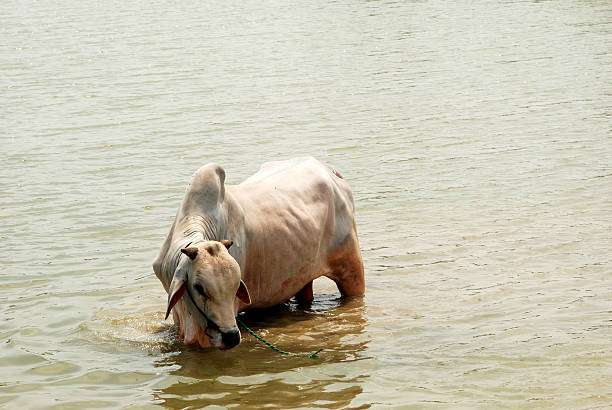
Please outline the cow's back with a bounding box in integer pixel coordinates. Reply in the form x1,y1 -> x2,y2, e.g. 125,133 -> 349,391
228,157 -> 358,308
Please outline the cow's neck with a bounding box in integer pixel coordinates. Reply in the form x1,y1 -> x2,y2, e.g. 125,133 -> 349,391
164,214 -> 219,276
178,214 -> 217,242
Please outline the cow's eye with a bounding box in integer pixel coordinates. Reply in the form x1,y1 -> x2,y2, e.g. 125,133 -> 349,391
194,284 -> 207,298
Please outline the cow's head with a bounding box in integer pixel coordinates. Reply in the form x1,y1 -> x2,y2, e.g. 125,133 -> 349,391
165,240 -> 251,349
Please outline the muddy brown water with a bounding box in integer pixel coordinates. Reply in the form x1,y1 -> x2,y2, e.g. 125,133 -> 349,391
1,0 -> 611,408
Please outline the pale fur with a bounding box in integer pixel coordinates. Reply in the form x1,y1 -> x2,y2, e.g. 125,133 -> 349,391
153,157 -> 365,348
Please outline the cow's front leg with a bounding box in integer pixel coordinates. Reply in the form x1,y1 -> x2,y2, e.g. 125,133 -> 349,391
295,281 -> 314,302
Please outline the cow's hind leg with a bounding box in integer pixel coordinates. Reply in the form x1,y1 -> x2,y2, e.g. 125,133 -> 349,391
326,234 -> 365,297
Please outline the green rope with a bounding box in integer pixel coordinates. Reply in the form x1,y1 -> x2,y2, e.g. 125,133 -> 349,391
236,316 -> 323,359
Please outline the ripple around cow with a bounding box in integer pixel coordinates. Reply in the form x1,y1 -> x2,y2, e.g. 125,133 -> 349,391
1,0 -> 611,407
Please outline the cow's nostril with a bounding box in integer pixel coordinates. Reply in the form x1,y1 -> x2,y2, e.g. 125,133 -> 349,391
221,329 -> 240,348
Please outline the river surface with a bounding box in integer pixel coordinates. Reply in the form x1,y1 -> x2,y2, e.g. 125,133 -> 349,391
1,0 -> 611,408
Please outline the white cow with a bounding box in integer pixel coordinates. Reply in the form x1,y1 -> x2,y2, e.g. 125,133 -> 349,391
153,157 -> 365,349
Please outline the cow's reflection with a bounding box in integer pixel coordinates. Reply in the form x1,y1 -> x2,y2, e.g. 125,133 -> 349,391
152,294 -> 370,409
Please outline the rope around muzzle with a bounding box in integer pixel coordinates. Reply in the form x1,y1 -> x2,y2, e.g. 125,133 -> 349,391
236,316 -> 323,359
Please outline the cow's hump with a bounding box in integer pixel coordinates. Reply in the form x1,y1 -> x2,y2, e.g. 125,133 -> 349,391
180,163 -> 226,216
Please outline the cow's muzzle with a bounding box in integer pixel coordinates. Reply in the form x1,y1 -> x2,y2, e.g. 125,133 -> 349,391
220,329 -> 241,349
205,326 -> 241,349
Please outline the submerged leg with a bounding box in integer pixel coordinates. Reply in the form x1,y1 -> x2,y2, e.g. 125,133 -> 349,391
295,281 -> 314,302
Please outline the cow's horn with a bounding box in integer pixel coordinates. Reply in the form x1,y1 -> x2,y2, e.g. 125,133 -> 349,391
181,247 -> 198,260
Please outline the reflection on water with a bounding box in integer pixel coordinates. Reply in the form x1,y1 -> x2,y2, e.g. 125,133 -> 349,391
153,295 -> 370,409
156,375 -> 366,410
77,289 -> 370,408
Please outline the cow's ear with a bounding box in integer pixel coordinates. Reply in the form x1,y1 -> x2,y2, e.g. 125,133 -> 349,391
236,280 -> 251,305
165,279 -> 185,320
165,259 -> 189,320
220,240 -> 233,250
181,247 -> 198,260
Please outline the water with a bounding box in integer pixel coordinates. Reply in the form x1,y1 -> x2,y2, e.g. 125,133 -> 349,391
1,0 -> 611,407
